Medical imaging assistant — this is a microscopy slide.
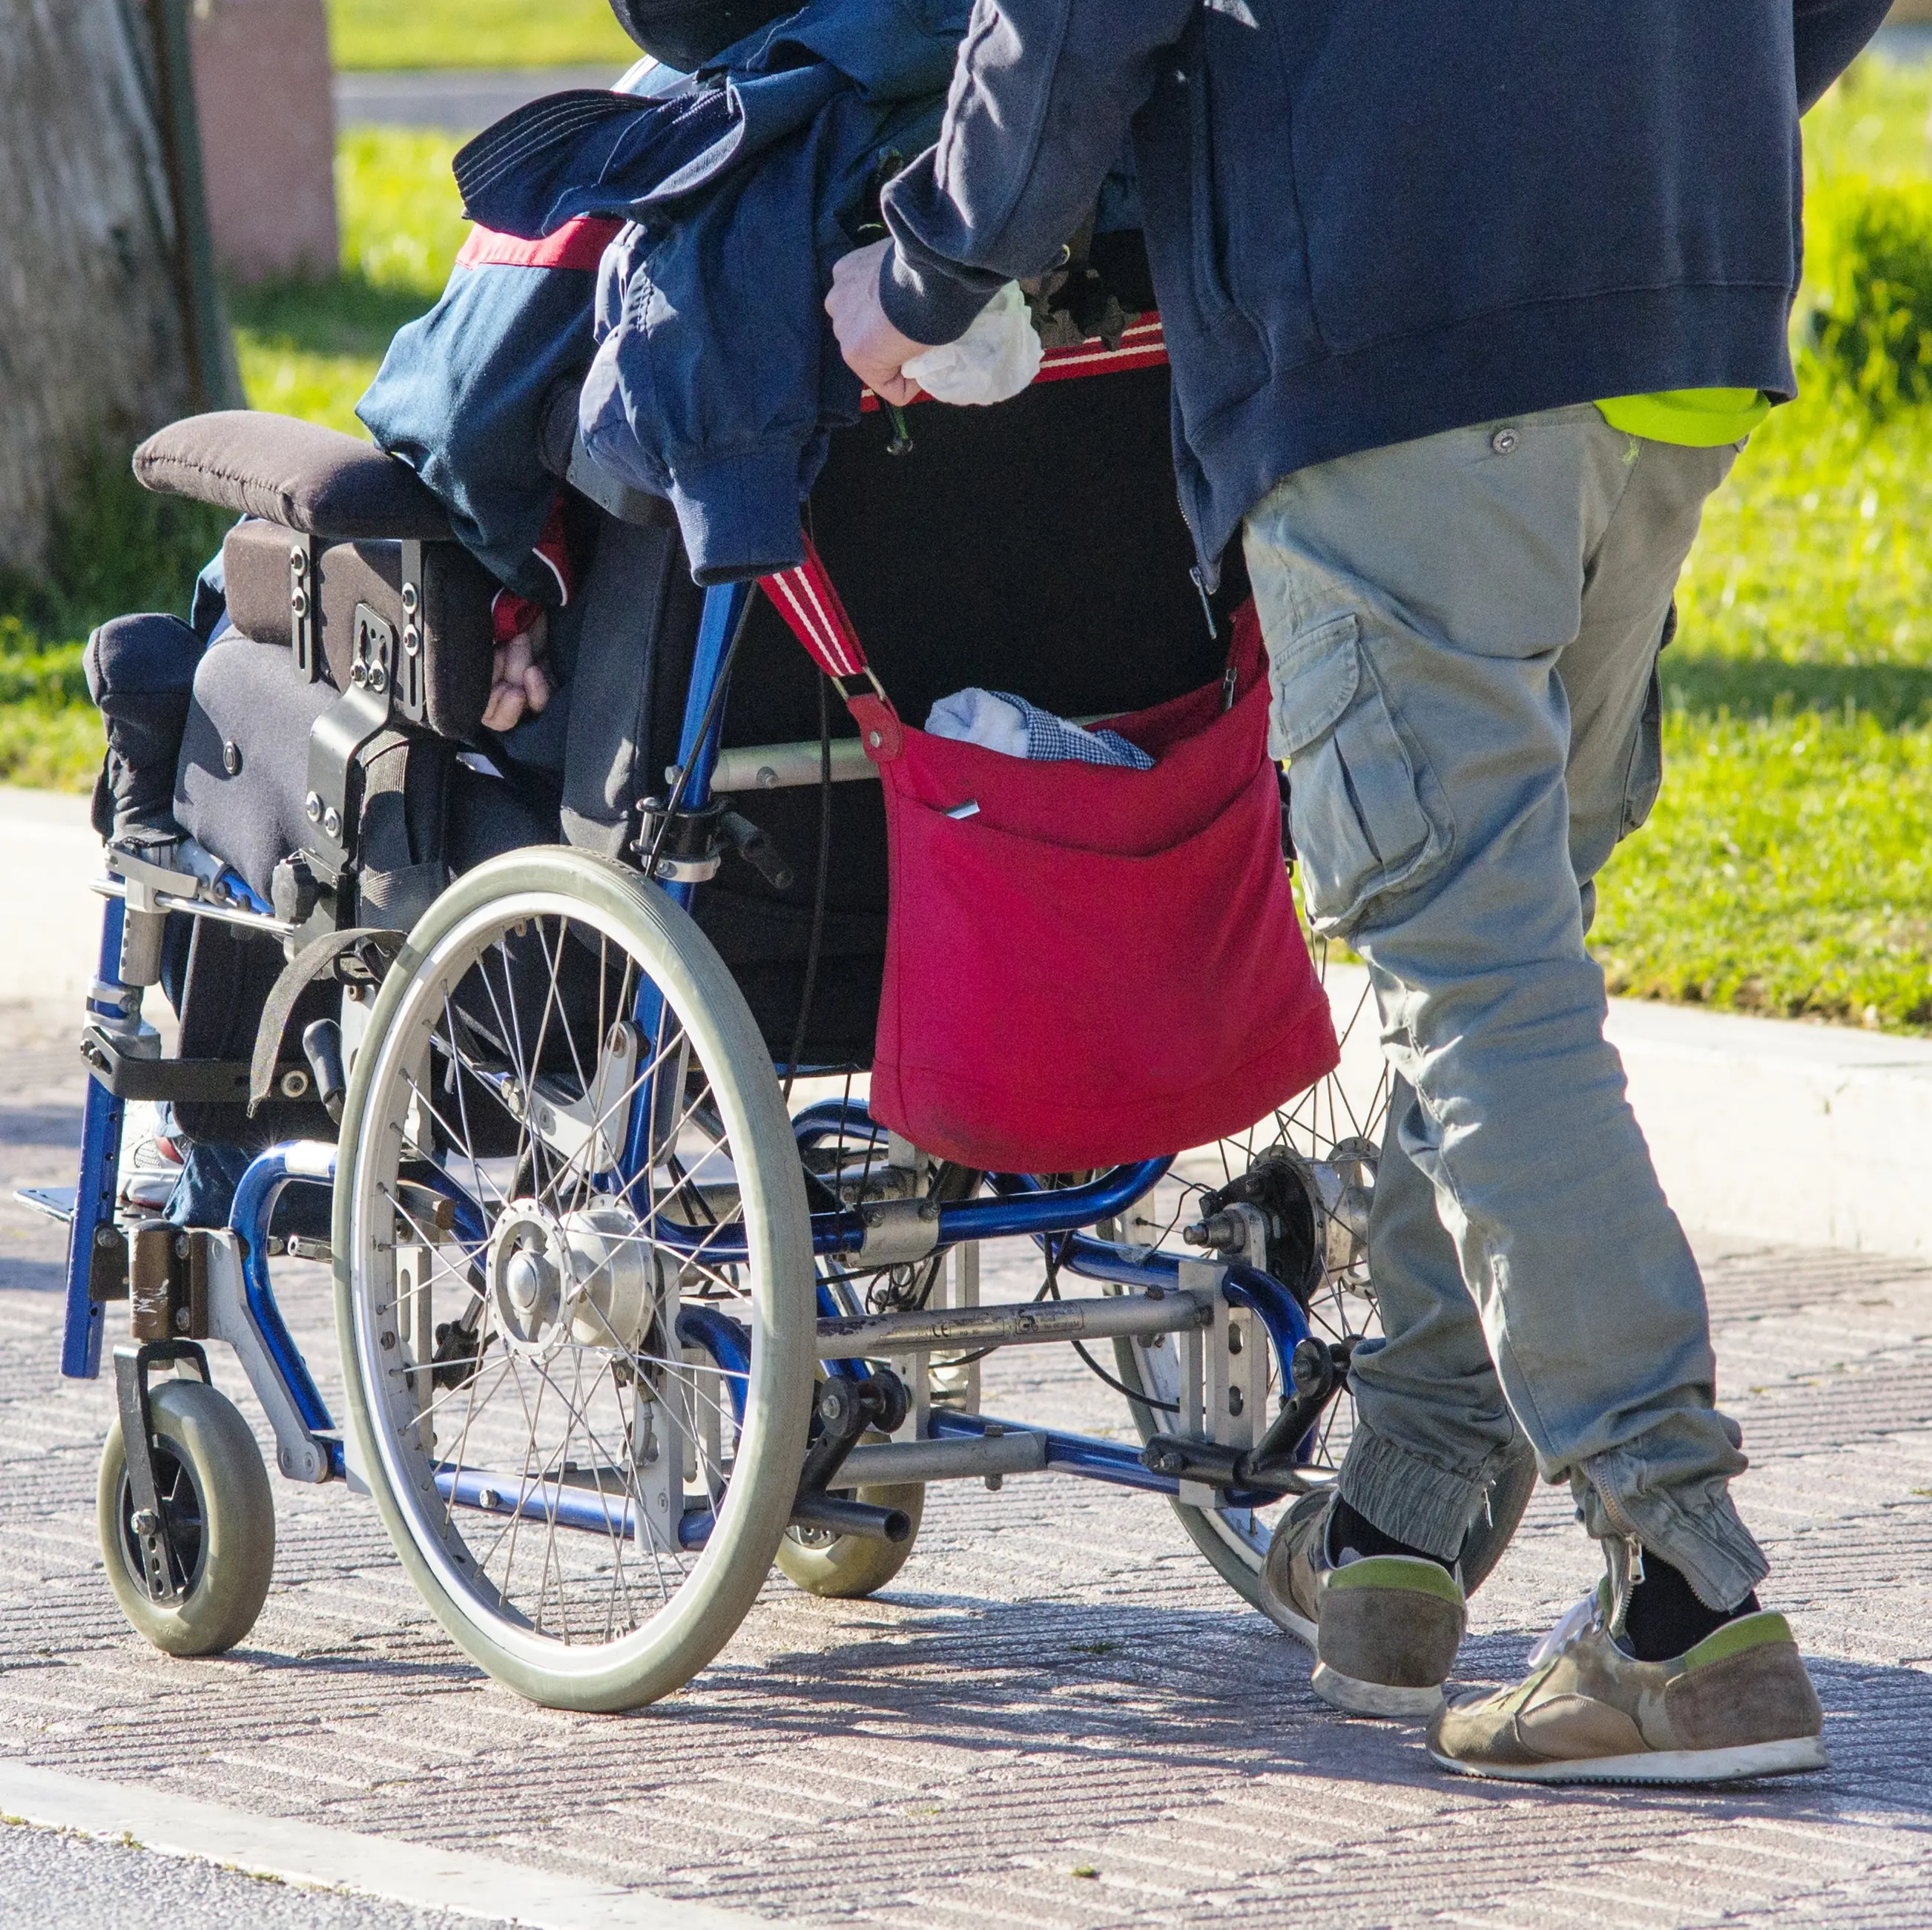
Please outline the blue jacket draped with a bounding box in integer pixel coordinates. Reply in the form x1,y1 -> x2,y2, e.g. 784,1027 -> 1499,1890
444,0 -> 967,584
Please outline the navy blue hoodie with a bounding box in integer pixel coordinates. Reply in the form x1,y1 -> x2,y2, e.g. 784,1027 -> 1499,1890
878,0 -> 1893,579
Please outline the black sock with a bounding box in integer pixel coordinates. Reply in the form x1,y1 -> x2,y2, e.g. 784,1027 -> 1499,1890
1330,1496 -> 1454,1572
1621,1552 -> 1761,1662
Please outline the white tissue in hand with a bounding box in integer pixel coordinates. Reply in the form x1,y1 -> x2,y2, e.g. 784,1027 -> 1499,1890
902,283 -> 1044,406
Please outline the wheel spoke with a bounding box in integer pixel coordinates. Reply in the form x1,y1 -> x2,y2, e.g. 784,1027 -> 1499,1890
340,863 -> 812,1691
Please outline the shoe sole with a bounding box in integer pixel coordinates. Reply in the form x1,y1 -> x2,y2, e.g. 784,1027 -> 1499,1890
1265,1575 -> 1448,1721
1428,1733 -> 1830,1785
1311,1661 -> 1445,1720
1262,1593 -> 1317,1652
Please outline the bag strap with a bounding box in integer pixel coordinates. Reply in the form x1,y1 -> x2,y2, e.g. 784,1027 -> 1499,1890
759,538 -> 906,760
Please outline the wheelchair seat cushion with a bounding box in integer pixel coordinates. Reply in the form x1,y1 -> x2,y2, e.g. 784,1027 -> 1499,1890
220,518 -> 498,740
133,411 -> 452,541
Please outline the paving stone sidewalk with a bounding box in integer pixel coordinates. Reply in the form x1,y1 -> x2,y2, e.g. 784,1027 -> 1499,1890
3,998 -> 1931,1926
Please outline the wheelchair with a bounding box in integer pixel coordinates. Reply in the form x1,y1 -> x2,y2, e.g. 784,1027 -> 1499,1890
38,332 -> 1535,1710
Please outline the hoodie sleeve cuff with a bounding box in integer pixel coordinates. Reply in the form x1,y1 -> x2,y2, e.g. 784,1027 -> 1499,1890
667,444 -> 808,586
879,241 -> 1005,352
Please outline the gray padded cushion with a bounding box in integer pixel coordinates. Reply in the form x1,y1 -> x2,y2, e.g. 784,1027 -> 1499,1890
176,633 -> 340,899
134,411 -> 452,540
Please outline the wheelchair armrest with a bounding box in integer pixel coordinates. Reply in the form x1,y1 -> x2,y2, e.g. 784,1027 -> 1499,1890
564,425 -> 672,532
221,519 -> 497,741
133,411 -> 452,541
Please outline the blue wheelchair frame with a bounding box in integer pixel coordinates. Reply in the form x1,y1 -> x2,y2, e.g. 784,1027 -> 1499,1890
59,580 -> 1319,1525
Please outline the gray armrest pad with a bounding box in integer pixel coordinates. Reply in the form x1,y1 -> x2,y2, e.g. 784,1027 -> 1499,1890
133,411 -> 452,540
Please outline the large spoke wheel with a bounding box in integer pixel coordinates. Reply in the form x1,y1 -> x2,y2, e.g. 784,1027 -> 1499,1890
1112,935 -> 1534,1609
334,850 -> 816,1711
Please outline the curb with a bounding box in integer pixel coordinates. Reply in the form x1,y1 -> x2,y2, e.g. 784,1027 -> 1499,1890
1321,964 -> 1932,1261
0,1762 -> 767,1930
1608,997 -> 1932,1260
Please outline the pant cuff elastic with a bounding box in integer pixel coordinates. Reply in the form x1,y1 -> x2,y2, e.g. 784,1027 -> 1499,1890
1577,1454 -> 1770,1611
1338,1424 -> 1488,1564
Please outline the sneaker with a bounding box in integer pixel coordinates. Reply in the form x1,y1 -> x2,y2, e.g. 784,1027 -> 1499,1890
119,1124 -> 185,1213
1261,1489 -> 1467,1718
1429,1603 -> 1828,1785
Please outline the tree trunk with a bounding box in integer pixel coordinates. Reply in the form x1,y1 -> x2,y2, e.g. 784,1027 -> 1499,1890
0,0 -> 195,579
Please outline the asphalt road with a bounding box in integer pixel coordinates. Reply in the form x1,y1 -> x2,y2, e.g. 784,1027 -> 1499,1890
0,1817 -> 521,1930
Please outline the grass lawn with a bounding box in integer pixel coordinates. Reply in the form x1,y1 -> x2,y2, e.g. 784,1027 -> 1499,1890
1594,710 -> 1932,1027
229,129 -> 467,435
326,0 -> 637,70
1586,57 -> 1932,1028
4,56 -> 1931,1032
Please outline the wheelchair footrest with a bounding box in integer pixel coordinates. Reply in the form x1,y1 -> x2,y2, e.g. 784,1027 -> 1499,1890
15,1185 -> 77,1226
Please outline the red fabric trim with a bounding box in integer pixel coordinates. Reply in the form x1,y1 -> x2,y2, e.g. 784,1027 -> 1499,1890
860,314 -> 1167,412
455,216 -> 623,274
492,586 -> 539,647
848,694 -> 904,763
1033,317 -> 1168,383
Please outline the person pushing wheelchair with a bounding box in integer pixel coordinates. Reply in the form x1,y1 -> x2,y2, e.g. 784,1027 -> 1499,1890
826,0 -> 1889,1783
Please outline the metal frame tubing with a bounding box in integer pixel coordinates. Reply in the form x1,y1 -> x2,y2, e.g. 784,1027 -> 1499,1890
434,1464 -> 713,1551
927,1410 -> 1281,1509
815,1282 -> 1207,1360
227,1145 -> 340,1448
62,899 -> 136,1378
642,1158 -> 1175,1268
1219,1264 -> 1316,1389
667,581 -> 756,838
674,1303 -> 750,1425
622,580 -> 756,1182
791,1096 -> 881,1153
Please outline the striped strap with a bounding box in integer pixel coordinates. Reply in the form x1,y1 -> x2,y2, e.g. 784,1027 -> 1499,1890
1035,314 -> 1167,383
760,538 -> 870,683
858,314 -> 1167,414
759,539 -> 903,759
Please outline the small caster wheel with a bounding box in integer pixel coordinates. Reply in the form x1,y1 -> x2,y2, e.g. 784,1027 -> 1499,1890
97,1377 -> 275,1656
776,1449 -> 924,1599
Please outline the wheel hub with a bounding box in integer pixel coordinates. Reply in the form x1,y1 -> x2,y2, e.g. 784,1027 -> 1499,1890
486,1199 -> 663,1357
489,1210 -> 564,1352
558,1200 -> 662,1351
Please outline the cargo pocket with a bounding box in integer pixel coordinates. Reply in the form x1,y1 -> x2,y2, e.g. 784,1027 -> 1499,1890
1270,610 -> 1445,932
1619,608 -> 1673,840
1619,665 -> 1664,839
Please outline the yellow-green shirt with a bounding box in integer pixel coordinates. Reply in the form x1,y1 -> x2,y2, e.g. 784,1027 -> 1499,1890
1594,387 -> 1772,446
